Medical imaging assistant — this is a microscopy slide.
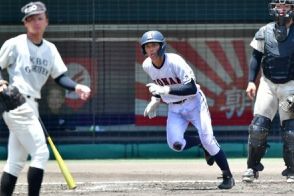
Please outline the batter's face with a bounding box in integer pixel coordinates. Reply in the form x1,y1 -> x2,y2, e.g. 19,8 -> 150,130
24,13 -> 48,36
144,42 -> 162,63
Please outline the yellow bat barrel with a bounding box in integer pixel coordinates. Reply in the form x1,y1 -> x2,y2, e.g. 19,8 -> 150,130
47,137 -> 77,189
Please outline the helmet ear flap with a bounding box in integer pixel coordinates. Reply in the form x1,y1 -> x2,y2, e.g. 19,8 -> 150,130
141,44 -> 147,56
158,42 -> 166,57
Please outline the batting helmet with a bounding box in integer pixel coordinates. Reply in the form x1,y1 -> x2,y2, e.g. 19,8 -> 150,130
140,30 -> 166,57
269,0 -> 294,19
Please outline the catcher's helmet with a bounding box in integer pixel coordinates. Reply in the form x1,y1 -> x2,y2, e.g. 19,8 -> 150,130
140,30 -> 166,57
269,0 -> 294,18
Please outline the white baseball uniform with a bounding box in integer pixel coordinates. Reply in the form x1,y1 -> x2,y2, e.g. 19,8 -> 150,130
250,30 -> 294,122
142,53 -> 220,155
0,34 -> 67,176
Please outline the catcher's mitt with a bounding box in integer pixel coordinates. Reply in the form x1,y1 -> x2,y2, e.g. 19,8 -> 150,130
0,80 -> 25,114
280,95 -> 294,113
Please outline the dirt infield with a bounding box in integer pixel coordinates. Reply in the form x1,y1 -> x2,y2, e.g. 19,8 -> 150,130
1,158 -> 293,195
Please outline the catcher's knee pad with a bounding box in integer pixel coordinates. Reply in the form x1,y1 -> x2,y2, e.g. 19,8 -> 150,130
249,115 -> 271,147
282,119 -> 294,171
30,144 -> 49,170
247,115 -> 271,169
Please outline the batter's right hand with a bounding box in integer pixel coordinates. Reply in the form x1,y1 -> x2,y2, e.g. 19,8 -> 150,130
246,82 -> 256,101
75,84 -> 91,100
144,96 -> 161,119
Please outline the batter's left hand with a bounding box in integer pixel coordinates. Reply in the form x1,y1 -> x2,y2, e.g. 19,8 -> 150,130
75,84 -> 91,100
146,83 -> 170,96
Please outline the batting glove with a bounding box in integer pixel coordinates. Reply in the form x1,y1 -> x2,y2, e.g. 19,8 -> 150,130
144,96 -> 161,119
146,83 -> 170,96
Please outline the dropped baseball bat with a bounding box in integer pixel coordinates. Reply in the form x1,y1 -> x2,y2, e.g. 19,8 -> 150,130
38,118 -> 77,189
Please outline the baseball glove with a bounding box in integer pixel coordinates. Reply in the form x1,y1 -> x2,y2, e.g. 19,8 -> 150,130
0,80 -> 25,114
280,95 -> 294,113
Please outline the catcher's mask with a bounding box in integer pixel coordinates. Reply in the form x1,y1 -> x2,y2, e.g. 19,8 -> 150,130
269,0 -> 294,41
140,30 -> 166,57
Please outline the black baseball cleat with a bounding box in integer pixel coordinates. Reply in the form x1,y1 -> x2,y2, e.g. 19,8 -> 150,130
203,149 -> 214,166
281,168 -> 294,183
218,171 -> 235,189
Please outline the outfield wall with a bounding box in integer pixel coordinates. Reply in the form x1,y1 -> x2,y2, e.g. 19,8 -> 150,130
0,142 -> 283,160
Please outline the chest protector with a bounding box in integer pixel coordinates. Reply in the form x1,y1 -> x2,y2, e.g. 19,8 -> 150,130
259,23 -> 294,83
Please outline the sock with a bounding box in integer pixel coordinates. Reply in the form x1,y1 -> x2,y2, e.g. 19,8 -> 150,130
0,172 -> 17,196
27,167 -> 44,196
183,135 -> 201,150
214,149 -> 232,176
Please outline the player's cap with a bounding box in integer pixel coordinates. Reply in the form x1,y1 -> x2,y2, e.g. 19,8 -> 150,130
21,1 -> 47,22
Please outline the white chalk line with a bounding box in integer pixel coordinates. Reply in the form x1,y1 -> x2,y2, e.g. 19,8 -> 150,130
16,179 -> 287,186
13,179 -> 289,194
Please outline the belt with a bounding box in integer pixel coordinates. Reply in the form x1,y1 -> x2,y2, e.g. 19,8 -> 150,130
26,95 -> 40,102
171,99 -> 187,104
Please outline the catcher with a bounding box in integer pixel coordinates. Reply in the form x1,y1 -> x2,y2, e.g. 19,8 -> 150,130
0,2 -> 91,196
242,0 -> 294,183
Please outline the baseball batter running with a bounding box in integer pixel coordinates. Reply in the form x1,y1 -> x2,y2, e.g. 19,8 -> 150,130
0,2 -> 91,195
242,0 -> 294,183
140,30 -> 235,189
